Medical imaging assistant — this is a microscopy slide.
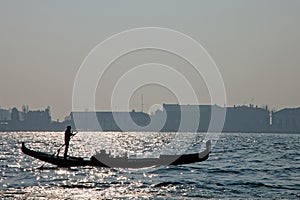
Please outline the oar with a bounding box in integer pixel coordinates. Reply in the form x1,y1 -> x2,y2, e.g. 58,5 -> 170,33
38,132 -> 78,169
55,131 -> 78,156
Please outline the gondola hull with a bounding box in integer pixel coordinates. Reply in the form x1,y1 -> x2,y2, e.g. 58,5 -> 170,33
21,141 -> 211,168
21,142 -> 95,167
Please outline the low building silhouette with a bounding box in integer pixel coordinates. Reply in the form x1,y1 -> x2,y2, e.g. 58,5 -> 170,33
0,108 -> 10,131
223,105 -> 270,132
0,108 -> 10,121
22,108 -> 51,130
68,110 -> 150,131
272,107 -> 300,133
161,104 -> 216,132
160,104 -> 270,132
1,107 -> 63,131
0,104 -> 299,133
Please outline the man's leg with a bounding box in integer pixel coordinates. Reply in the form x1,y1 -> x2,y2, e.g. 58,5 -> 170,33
64,141 -> 69,158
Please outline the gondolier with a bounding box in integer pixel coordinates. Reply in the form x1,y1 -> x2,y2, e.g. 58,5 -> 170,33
64,126 -> 76,158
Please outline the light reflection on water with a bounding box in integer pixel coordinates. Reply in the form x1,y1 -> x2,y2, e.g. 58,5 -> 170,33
78,132 -> 206,158
0,132 -> 300,199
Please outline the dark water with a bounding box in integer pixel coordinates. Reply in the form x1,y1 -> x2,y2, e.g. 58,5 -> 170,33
0,132 -> 299,199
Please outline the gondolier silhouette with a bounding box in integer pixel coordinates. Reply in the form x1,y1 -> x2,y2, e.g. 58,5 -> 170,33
64,126 -> 76,158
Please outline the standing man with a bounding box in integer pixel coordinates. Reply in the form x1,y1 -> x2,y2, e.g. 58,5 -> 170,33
64,126 -> 76,158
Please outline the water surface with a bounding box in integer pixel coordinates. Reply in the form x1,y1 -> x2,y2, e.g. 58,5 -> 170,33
0,132 -> 299,199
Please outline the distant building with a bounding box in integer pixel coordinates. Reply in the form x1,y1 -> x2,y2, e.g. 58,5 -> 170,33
149,109 -> 166,131
223,105 -> 270,132
0,107 -> 62,131
161,104 -> 217,132
0,108 -> 10,121
272,108 -> 300,133
0,108 -> 10,131
69,111 -> 150,131
158,104 -> 270,132
11,107 -> 20,122
22,108 -> 52,130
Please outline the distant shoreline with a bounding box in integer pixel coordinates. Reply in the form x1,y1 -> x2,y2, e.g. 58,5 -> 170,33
1,104 -> 300,133
1,130 -> 299,134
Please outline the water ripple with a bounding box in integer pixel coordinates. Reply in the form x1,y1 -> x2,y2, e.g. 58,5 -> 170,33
0,132 -> 299,199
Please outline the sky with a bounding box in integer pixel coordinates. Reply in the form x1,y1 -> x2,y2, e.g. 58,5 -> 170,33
0,0 -> 299,120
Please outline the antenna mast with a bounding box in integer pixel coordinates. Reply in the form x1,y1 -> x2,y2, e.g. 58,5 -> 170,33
141,94 -> 144,112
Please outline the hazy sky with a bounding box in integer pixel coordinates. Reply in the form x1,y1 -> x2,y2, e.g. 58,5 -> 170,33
0,0 -> 299,120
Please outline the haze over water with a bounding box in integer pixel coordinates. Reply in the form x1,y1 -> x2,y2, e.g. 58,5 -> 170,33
1,132 -> 299,199
1,1 -> 300,120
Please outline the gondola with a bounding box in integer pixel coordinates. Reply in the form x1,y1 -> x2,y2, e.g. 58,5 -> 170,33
21,140 -> 211,168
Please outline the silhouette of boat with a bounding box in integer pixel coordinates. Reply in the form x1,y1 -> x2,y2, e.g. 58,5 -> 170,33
21,141 -> 211,168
